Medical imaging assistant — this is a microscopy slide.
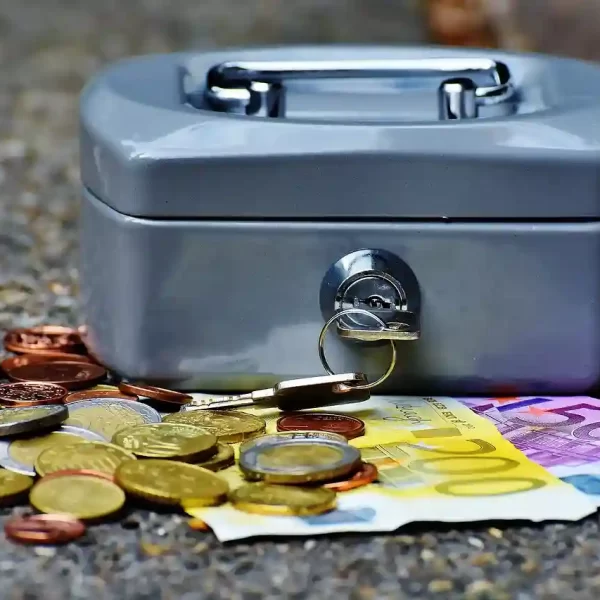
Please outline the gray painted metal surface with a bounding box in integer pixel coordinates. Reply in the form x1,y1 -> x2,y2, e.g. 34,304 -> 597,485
79,45 -> 600,395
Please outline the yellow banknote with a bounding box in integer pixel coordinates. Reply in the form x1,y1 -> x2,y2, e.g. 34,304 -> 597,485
243,396 -> 501,448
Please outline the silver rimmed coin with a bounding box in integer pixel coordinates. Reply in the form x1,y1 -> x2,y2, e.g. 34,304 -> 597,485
238,431 -> 361,485
64,398 -> 161,440
0,405 -> 68,438
0,425 -> 105,476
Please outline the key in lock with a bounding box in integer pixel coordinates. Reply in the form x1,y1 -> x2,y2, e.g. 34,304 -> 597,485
320,249 -> 421,342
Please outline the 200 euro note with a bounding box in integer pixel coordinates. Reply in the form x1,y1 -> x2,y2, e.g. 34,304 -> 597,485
237,396 -> 503,448
187,396 -> 596,542
462,396 -> 600,504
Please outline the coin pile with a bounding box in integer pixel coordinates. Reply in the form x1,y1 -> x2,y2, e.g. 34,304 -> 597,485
0,325 -> 375,543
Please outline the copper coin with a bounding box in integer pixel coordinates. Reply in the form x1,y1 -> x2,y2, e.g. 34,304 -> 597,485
324,462 -> 378,492
4,326 -> 84,355
64,390 -> 137,403
0,382 -> 68,406
8,362 -> 107,391
276,412 -> 366,440
1,353 -> 93,374
40,469 -> 116,483
118,382 -> 192,405
5,513 -> 85,544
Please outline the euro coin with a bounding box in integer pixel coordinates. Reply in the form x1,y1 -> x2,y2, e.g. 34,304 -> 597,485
5,514 -> 86,544
0,425 -> 105,476
163,410 -> 265,443
276,412 -> 365,440
30,473 -> 126,520
115,459 -> 228,507
112,423 -> 217,462
228,483 -> 337,516
34,441 -> 136,477
324,462 -> 378,492
64,398 -> 161,440
0,405 -> 68,438
239,431 -> 361,484
8,362 -> 107,391
194,443 -> 235,471
0,470 -> 34,505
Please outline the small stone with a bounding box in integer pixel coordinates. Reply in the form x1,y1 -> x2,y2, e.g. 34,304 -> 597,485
488,528 -> 503,539
466,580 -> 508,600
420,549 -> 435,561
428,579 -> 454,593
521,559 -> 539,574
471,553 -> 497,567
192,542 -> 209,553
140,542 -> 171,557
468,537 -> 484,549
34,547 -> 56,557
304,540 -> 316,550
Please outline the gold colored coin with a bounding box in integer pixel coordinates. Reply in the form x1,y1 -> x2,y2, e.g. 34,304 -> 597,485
163,410 -> 265,443
194,443 -> 234,471
115,459 -> 228,507
112,423 -> 217,461
228,483 -> 337,516
34,441 -> 136,477
30,474 -> 126,520
0,469 -> 33,505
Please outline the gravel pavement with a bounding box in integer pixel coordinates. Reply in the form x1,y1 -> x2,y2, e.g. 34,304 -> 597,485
0,2 -> 598,598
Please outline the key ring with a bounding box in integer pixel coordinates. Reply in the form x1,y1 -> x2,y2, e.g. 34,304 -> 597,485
318,308 -> 397,391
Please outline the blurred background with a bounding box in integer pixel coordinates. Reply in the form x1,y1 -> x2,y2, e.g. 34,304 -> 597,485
1,0 -> 600,327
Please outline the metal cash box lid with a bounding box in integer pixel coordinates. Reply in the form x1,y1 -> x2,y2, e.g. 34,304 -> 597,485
80,45 -> 600,220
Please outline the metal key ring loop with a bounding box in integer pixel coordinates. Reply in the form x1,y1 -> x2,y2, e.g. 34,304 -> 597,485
318,308 -> 397,391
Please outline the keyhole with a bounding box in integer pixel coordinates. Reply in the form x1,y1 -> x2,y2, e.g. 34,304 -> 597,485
365,295 -> 392,309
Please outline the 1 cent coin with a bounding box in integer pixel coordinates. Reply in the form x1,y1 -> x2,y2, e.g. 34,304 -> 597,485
1,353 -> 93,374
276,412 -> 365,440
8,362 -> 106,390
0,382 -> 68,406
64,390 -> 137,403
4,326 -> 84,355
5,514 -> 86,544
118,382 -> 192,405
324,462 -> 378,492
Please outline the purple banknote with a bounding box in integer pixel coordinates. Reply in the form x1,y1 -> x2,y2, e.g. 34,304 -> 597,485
462,396 -> 600,501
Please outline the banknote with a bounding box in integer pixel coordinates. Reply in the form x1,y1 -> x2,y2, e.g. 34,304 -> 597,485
231,396 -> 502,448
187,396 -> 596,541
461,396 -> 600,503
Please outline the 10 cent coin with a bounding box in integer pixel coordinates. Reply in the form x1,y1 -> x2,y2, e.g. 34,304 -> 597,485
30,473 -> 126,520
35,441 -> 136,477
163,410 -> 266,443
112,423 -> 217,462
115,459 -> 229,507
0,425 -> 105,476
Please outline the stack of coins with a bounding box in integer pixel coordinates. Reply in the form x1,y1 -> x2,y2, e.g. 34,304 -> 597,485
0,324 -> 376,542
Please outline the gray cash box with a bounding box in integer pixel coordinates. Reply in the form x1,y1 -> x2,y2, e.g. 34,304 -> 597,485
79,45 -> 600,396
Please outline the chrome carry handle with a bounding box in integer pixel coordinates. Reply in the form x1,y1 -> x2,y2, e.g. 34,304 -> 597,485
204,58 -> 515,120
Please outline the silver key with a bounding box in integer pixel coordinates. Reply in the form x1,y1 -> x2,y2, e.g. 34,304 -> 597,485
183,373 -> 370,412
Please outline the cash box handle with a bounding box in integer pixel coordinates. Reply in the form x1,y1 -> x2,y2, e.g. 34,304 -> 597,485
204,57 -> 514,120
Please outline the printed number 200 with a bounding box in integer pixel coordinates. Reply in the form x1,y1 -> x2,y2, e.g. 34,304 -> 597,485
407,439 -> 547,497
